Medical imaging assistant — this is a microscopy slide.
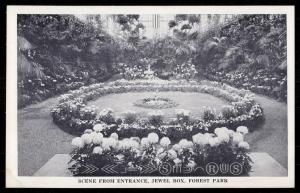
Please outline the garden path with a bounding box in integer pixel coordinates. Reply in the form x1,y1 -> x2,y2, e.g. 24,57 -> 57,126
246,94 -> 288,169
18,97 -> 73,176
17,92 -> 288,176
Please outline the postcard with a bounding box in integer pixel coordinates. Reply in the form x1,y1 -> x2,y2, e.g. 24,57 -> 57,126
6,5 -> 295,188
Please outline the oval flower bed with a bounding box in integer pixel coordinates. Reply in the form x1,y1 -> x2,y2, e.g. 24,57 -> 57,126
51,79 -> 264,136
68,125 -> 252,176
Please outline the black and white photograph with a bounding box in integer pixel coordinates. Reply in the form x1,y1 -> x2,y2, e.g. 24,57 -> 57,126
6,6 -> 295,188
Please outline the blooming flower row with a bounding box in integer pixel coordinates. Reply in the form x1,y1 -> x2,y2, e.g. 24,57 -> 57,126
68,125 -> 252,176
207,68 -> 287,102
51,79 -> 264,134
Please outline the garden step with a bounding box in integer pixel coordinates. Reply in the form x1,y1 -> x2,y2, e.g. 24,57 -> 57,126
33,152 -> 287,177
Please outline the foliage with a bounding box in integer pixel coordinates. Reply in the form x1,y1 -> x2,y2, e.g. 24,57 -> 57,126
17,14 -> 119,107
203,106 -> 217,121
222,105 -> 238,119
206,68 -> 287,101
147,111 -> 164,126
123,110 -> 138,124
173,59 -> 198,80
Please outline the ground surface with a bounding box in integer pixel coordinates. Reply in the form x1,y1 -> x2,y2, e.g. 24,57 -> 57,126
17,91 -> 288,176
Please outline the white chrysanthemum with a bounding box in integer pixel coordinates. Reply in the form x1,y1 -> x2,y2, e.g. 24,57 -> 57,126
132,147 -> 141,156
92,146 -> 103,154
208,137 -> 221,147
157,147 -> 165,155
192,133 -> 209,146
160,137 -> 171,147
110,133 -> 119,140
236,126 -> 249,135
141,137 -> 151,149
130,137 -> 141,143
90,131 -> 97,139
167,149 -> 177,160
172,144 -> 181,152
157,150 -> 167,160
238,141 -> 250,150
178,139 -> 188,148
92,133 -> 103,145
101,137 -> 117,150
81,133 -> 93,145
187,141 -> 194,148
216,131 -> 230,143
107,137 -> 118,148
147,133 -> 159,144
128,140 -> 139,149
173,158 -> 182,165
192,133 -> 203,144
93,124 -> 106,132
84,129 -> 93,134
178,139 -> 193,149
214,127 -> 228,136
154,157 -> 161,165
116,140 -> 128,150
227,129 -> 235,137
102,144 -> 110,151
232,132 -> 244,144
116,154 -> 125,162
175,109 -> 190,116
99,108 -> 114,116
71,137 -> 84,148
187,160 -> 196,169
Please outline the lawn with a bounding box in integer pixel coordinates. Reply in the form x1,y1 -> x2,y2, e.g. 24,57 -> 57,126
88,92 -> 228,120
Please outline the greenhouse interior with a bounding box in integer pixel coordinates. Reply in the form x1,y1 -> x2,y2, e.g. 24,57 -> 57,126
17,14 -> 288,177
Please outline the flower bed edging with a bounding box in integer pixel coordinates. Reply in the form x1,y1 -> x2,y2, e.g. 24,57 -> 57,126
51,79 -> 264,136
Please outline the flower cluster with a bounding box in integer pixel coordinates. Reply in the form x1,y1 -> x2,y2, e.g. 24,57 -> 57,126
175,109 -> 191,123
134,96 -> 178,109
18,74 -> 85,108
173,59 -> 198,80
68,126 -> 252,176
118,63 -> 147,80
98,108 -> 115,124
207,68 -> 287,102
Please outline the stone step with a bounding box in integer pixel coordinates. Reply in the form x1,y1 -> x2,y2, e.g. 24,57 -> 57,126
33,152 -> 287,176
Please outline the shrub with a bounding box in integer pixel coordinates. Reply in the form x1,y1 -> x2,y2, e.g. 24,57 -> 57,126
98,108 -> 115,124
18,94 -> 31,108
203,106 -> 217,121
79,106 -> 97,120
123,110 -> 138,124
148,110 -> 164,126
175,109 -> 191,123
221,105 -> 238,119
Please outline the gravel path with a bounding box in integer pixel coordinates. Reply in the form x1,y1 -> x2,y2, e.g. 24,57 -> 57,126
17,92 -> 288,176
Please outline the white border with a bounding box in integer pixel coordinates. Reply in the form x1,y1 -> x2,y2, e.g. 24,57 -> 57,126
6,5 -> 295,188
